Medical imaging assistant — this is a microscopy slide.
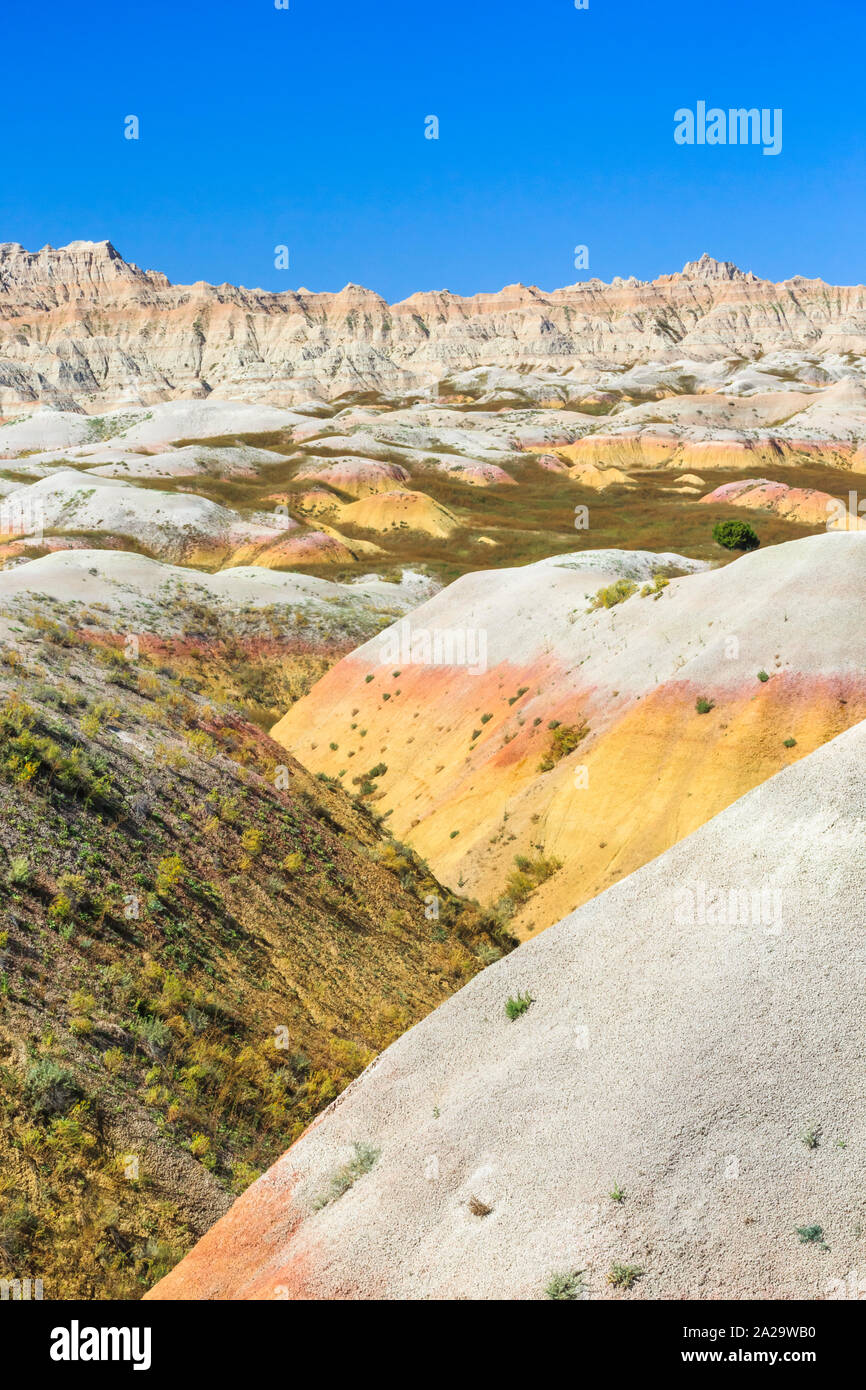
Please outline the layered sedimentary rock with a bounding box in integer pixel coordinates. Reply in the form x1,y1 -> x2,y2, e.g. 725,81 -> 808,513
273,535 -> 866,936
699,478 -> 866,529
4,240 -> 866,412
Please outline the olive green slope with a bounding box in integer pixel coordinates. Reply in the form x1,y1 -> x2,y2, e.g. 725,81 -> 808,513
0,603 -> 512,1298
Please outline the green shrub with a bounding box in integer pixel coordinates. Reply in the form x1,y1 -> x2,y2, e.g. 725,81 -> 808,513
8,855 -> 31,886
589,579 -> 638,611
313,1142 -> 380,1210
155,854 -> 184,896
607,1262 -> 644,1289
712,520 -> 759,552
795,1225 -> 827,1248
538,722 -> 588,772
505,991 -> 533,1021
240,827 -> 265,856
506,854 -> 562,903
545,1270 -> 586,1300
48,893 -> 73,922
0,1200 -> 40,1260
24,1058 -> 83,1117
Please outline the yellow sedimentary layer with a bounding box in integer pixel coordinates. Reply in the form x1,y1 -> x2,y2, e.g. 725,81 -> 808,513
273,661 -> 866,939
556,435 -> 856,475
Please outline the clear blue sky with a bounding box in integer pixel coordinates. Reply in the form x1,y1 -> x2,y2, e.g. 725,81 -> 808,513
2,0 -> 863,300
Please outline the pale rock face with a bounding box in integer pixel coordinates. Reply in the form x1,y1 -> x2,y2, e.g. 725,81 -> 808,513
3,241 -> 866,412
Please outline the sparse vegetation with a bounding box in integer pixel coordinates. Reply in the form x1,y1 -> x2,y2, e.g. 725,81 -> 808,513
545,1270 -> 586,1300
313,1142 -> 380,1210
7,855 -> 30,885
640,573 -> 670,599
695,697 -> 715,714
538,721 -> 588,772
589,578 -> 638,611
506,854 -> 562,904
607,1262 -> 644,1289
0,602 -> 515,1298
505,991 -> 533,1021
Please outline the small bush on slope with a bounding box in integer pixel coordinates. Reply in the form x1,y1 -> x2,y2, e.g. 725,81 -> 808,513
538,722 -> 588,772
607,1262 -> 644,1290
588,578 -> 638,611
505,991 -> 533,1020
506,854 -> 562,904
545,1270 -> 586,1300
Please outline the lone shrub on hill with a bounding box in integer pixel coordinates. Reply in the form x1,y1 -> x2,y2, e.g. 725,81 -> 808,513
712,520 -> 760,552
506,854 -> 562,903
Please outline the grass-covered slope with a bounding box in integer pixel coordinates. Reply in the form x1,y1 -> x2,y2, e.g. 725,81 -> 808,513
0,599 -> 512,1298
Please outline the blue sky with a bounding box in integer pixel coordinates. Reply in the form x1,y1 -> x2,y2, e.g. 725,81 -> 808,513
2,0 -> 863,299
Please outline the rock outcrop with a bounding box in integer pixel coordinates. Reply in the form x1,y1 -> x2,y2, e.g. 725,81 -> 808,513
3,241 -> 866,412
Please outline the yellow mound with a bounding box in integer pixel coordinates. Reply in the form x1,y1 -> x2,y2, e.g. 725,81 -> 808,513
337,489 -> 460,538
567,460 -> 635,489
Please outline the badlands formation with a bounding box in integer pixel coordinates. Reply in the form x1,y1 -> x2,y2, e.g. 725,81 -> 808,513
3,241 -> 866,1300
3,245 -> 866,597
4,241 -> 866,411
6,244 -> 866,585
274,535 -> 866,936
